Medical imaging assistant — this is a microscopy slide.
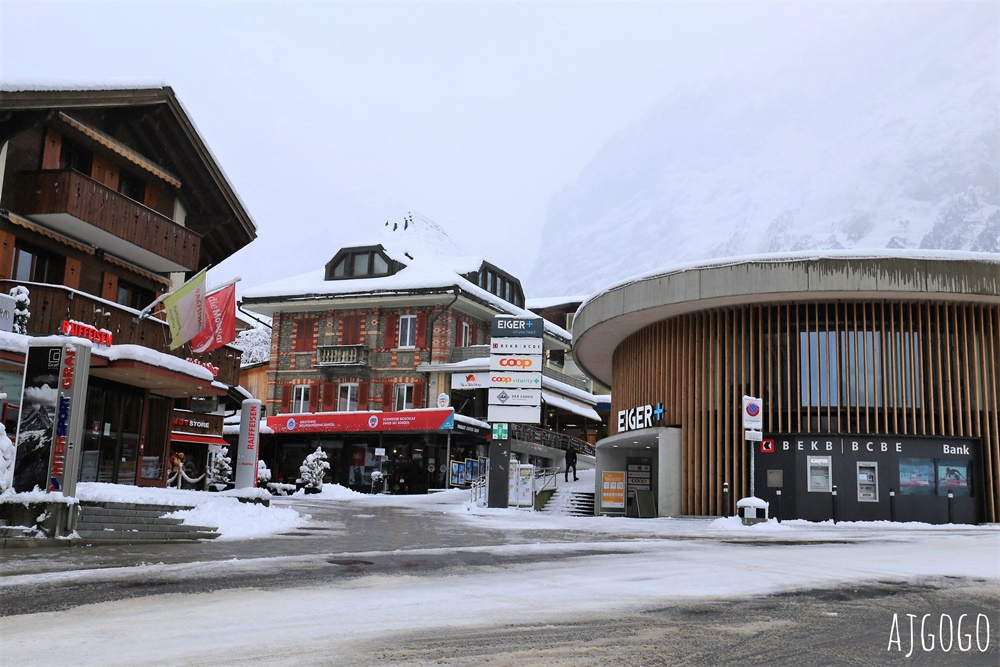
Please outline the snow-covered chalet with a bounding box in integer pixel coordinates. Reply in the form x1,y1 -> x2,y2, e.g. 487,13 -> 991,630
0,87 -> 256,491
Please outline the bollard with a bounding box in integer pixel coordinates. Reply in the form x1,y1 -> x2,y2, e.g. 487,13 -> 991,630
722,482 -> 730,517
832,485 -> 838,524
889,489 -> 896,522
775,489 -> 781,523
948,491 -> 954,524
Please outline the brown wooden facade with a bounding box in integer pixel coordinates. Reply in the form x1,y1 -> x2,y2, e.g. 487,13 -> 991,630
611,299 -> 1000,521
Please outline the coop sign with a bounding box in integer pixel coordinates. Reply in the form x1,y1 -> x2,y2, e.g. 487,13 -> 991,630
61,319 -> 113,346
617,402 -> 664,432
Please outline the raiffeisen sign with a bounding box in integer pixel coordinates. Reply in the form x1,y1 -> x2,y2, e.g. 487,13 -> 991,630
617,402 -> 664,432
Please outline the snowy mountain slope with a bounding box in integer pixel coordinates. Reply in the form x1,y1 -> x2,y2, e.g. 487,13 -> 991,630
528,5 -> 999,297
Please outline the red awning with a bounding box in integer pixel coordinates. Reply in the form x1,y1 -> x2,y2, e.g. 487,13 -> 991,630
170,432 -> 229,446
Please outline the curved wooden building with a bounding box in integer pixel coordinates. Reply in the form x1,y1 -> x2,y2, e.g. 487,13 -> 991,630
573,253 -> 1000,523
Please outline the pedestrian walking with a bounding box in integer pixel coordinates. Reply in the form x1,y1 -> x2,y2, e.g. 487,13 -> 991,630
565,447 -> 578,482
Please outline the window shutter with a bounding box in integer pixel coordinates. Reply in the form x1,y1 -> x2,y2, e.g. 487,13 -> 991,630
41,129 -> 62,170
295,318 -> 314,352
455,317 -> 463,346
308,381 -> 320,413
63,257 -> 81,290
343,315 -> 361,345
280,384 -> 291,413
101,272 -> 118,302
358,383 -> 368,410
322,382 -> 336,411
385,314 -> 397,349
415,313 -> 427,348
143,185 -> 158,210
413,381 -> 425,409
384,382 -> 395,410
0,230 -> 14,280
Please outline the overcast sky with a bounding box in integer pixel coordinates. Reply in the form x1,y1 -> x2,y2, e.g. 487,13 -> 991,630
1,1 -> 987,297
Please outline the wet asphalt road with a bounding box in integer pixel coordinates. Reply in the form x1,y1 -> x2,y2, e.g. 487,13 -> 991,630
2,497 -> 998,666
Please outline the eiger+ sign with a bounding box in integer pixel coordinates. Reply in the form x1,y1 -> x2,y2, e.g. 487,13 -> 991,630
491,316 -> 544,338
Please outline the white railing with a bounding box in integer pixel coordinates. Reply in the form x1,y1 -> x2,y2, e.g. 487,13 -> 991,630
470,475 -> 488,504
533,467 -> 560,494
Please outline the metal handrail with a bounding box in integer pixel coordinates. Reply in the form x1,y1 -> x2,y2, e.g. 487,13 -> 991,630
533,467 -> 560,494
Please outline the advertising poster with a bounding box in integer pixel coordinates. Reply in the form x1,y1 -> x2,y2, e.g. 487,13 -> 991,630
515,464 -> 534,507
466,458 -> 479,481
11,342 -> 89,495
937,460 -> 970,497
11,346 -> 63,492
899,457 -> 934,495
602,471 -> 626,511
451,459 -> 466,486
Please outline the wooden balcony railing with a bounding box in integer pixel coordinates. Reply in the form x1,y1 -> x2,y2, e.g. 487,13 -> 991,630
316,344 -> 368,366
18,169 -> 201,271
0,280 -> 240,387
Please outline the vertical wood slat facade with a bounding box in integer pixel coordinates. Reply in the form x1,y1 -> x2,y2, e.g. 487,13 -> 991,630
611,299 -> 1000,522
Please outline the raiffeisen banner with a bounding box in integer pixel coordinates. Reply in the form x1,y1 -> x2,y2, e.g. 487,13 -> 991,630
269,408 -> 456,434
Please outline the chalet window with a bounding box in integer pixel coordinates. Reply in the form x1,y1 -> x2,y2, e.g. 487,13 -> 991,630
338,383 -> 359,411
117,170 -> 146,203
292,385 -> 310,413
399,315 -> 417,348
13,243 -> 62,283
329,251 -> 391,279
393,383 -> 414,411
59,139 -> 92,175
116,280 -> 153,311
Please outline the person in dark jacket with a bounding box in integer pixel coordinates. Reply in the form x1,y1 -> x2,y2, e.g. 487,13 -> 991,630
565,447 -> 578,482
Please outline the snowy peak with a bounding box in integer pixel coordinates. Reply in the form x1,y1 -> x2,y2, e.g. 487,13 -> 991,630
529,4 -> 999,297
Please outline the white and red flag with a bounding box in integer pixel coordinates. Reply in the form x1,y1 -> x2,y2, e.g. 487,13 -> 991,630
190,283 -> 238,353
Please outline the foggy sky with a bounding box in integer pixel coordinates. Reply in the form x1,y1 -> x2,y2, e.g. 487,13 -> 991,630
1,1 -> 992,297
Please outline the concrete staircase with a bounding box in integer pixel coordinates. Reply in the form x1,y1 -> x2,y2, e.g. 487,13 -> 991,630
540,489 -> 596,517
73,501 -> 221,543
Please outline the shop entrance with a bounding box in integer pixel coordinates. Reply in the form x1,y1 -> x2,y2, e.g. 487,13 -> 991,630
79,382 -> 144,485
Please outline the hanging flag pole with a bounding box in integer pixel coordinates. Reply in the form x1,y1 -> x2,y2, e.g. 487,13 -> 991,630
134,266 -> 211,323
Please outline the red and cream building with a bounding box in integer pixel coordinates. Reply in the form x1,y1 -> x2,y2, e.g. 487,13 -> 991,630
241,216 -> 604,491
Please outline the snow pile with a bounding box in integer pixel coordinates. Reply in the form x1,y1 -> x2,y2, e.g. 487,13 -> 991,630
164,500 -> 304,540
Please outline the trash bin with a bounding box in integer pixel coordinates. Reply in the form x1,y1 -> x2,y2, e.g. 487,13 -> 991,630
736,497 -> 769,525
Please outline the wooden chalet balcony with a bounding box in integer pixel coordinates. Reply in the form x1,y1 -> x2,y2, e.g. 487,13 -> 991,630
316,344 -> 369,367
18,170 -> 201,272
0,280 -> 240,388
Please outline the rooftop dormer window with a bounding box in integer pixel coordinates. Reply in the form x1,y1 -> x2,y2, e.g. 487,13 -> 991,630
475,264 -> 524,308
326,246 -> 395,280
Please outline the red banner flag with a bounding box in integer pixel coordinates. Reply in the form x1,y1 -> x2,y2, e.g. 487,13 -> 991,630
190,283 -> 237,354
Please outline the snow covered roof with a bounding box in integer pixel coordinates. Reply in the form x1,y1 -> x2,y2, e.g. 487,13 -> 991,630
243,213 -> 572,341
579,248 -> 1000,310
0,330 -> 216,383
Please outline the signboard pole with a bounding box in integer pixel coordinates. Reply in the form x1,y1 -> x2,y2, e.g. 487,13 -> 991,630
234,399 -> 261,488
487,423 -> 511,508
